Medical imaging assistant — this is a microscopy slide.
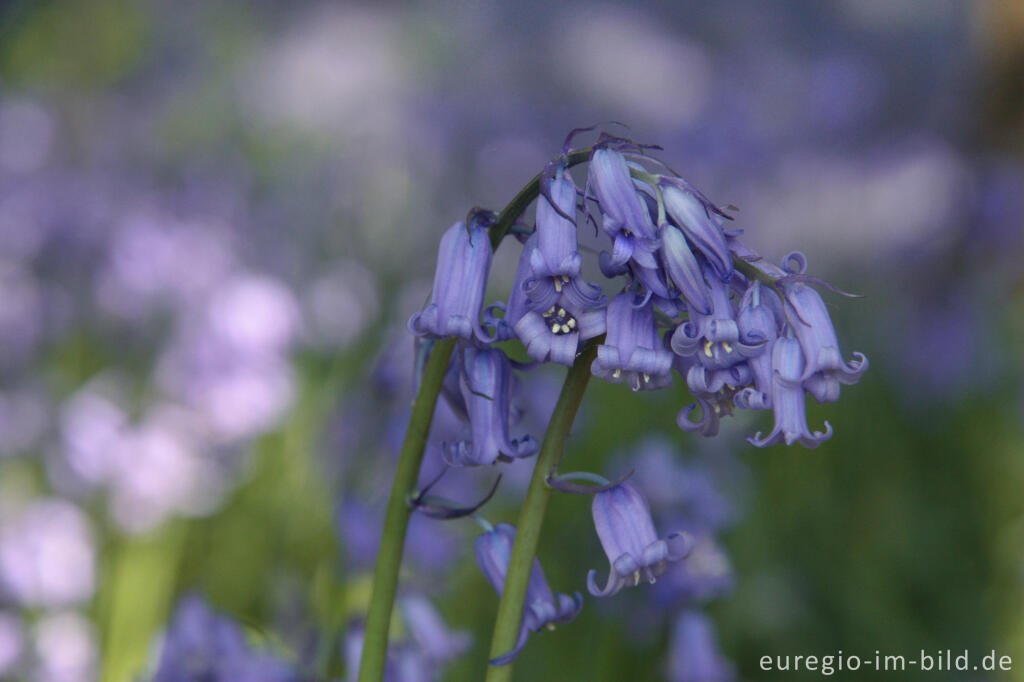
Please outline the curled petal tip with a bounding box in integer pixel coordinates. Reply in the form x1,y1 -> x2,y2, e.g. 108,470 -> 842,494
586,567 -> 621,598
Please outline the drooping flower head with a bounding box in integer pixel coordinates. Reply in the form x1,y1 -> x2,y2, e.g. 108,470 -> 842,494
474,523 -> 582,664
587,482 -> 692,597
409,214 -> 493,343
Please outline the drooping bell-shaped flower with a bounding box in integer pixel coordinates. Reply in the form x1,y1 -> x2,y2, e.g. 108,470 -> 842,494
408,218 -> 493,342
588,148 -> 660,270
660,178 -> 733,280
443,347 -> 538,467
587,482 -> 692,597
734,281 -> 782,410
670,264 -> 761,371
502,235 -> 606,366
475,523 -> 582,665
660,223 -> 713,315
747,330 -> 833,448
782,281 -> 868,403
523,165 -> 604,313
591,292 -> 674,390
667,611 -> 735,682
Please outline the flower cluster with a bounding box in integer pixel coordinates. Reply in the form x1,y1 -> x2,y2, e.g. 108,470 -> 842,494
402,128 -> 868,667
409,131 -> 867,454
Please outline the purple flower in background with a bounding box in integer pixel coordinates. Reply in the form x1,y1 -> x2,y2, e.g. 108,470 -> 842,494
588,148 -> 659,270
0,499 -> 95,608
747,331 -> 833,448
782,280 -> 867,403
655,535 -> 735,604
153,595 -> 296,682
443,347 -> 538,467
408,218 -> 492,342
502,235 -> 605,366
591,292 -> 673,390
667,611 -> 735,682
399,595 -> 471,664
475,523 -> 582,664
587,482 -> 692,597
659,178 -> 733,280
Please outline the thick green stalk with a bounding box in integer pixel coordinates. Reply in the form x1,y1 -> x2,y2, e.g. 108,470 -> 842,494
357,337 -> 456,682
484,339 -> 599,682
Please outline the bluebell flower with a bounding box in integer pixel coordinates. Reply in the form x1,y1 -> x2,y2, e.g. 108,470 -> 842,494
659,178 -> 733,280
475,523 -> 582,664
587,482 -> 692,597
660,223 -> 714,315
734,281 -> 783,410
153,595 -> 296,682
443,346 -> 538,467
782,281 -> 868,403
409,218 -> 492,342
500,235 -> 606,366
591,292 -> 674,390
674,355 -> 739,438
588,148 -> 660,270
667,611 -> 735,682
524,168 -> 604,312
670,264 -> 760,372
747,330 -> 833,448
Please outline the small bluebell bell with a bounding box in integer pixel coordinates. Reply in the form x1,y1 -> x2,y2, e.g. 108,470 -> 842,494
667,611 -> 735,682
591,292 -> 674,390
782,280 -> 868,403
524,166 -> 604,313
474,523 -> 582,664
670,263 -> 761,371
659,178 -> 733,281
587,482 -> 692,597
734,281 -> 782,410
747,330 -> 833,448
660,223 -> 713,315
587,148 -> 660,270
502,235 -> 606,366
408,218 -> 493,342
443,346 -> 538,467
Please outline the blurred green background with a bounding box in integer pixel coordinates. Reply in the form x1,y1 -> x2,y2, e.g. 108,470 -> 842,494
0,0 -> 1022,680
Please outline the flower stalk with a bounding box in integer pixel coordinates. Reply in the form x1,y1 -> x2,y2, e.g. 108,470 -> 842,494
484,338 -> 599,682
357,336 -> 455,682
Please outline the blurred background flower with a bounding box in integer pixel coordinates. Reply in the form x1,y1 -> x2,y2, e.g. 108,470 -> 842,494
0,0 -> 1022,680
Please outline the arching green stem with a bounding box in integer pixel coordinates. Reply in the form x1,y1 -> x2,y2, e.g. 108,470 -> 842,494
484,339 -> 600,682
